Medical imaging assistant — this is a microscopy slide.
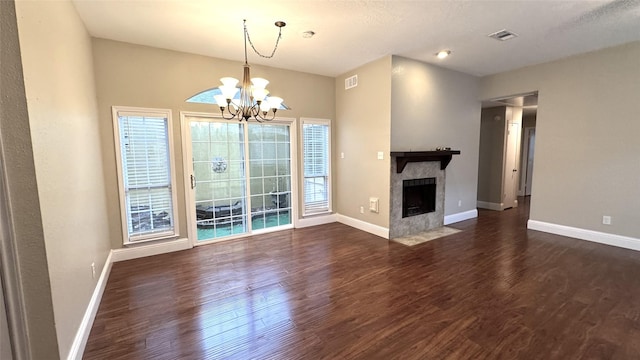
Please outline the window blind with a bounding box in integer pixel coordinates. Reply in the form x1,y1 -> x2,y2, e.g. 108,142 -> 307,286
302,122 -> 330,215
118,113 -> 174,240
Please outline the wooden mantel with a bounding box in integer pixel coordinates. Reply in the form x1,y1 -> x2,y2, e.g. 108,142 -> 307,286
390,150 -> 461,173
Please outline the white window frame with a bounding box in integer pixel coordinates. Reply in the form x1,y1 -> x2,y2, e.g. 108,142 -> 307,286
300,117 -> 332,216
112,106 -> 179,245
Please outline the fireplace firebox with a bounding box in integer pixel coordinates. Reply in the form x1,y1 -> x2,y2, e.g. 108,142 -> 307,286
402,177 -> 436,218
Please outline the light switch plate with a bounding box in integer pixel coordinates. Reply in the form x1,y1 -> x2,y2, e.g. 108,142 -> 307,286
377,151 -> 384,160
369,197 -> 379,213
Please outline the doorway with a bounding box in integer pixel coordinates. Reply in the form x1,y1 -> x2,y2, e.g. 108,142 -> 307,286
182,113 -> 296,245
478,92 -> 538,212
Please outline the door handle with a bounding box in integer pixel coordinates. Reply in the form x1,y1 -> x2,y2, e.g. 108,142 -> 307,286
513,169 -> 518,172
190,174 -> 196,189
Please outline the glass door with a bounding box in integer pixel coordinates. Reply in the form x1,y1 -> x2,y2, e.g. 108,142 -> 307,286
190,121 -> 248,241
248,123 -> 292,231
185,115 -> 293,244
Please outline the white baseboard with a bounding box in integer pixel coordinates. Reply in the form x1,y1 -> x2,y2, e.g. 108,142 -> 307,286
444,209 -> 478,225
67,251 -> 113,360
112,237 -> 192,262
69,237 -> 193,358
295,213 -> 337,228
336,214 -> 389,239
477,201 -> 504,211
528,220 -> 640,252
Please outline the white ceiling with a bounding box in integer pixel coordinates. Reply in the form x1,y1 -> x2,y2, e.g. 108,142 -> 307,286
72,0 -> 640,77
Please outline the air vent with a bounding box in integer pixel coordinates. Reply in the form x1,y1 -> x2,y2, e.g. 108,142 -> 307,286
488,29 -> 518,41
345,75 -> 358,90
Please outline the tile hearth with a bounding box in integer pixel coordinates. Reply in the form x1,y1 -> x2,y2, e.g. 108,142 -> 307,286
391,226 -> 462,246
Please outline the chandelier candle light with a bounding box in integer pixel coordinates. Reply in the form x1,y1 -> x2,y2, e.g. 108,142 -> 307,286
214,20 -> 286,122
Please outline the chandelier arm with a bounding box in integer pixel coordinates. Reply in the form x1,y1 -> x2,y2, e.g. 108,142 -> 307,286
255,108 -> 276,122
245,21 -> 283,59
222,99 -> 240,120
249,104 -> 263,123
220,108 -> 236,121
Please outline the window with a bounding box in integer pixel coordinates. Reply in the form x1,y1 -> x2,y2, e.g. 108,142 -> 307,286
301,118 -> 331,215
185,88 -> 290,110
112,107 -> 178,244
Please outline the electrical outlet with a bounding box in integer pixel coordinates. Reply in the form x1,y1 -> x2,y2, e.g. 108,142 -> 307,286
341,152 -> 345,159
91,262 -> 96,279
602,216 -> 611,225
360,206 -> 364,214
458,200 -> 462,207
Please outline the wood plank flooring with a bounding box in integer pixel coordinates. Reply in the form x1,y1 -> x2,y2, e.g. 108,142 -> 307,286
84,198 -> 640,359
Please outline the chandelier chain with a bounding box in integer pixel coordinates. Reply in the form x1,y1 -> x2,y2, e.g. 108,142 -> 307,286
244,21 -> 283,59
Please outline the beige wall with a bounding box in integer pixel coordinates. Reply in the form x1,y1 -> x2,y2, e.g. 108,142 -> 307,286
15,1 -> 112,358
480,41 -> 640,238
92,39 -> 335,247
0,1 -> 59,358
391,56 -> 481,216
335,57 -> 392,228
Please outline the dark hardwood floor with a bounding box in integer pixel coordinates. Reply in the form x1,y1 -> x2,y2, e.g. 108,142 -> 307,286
84,198 -> 640,359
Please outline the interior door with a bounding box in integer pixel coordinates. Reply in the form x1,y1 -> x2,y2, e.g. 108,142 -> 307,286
503,121 -> 520,209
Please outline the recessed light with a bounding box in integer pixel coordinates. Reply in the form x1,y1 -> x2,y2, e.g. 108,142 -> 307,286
302,30 -> 315,38
436,50 -> 451,59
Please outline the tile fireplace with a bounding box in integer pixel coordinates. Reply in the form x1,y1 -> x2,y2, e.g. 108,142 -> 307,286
389,151 -> 460,239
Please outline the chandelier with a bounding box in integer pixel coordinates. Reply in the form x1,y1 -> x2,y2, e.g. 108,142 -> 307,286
214,20 -> 286,122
